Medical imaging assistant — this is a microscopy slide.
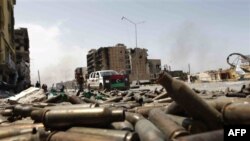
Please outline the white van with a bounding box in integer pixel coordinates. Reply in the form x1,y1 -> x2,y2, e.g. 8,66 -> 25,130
87,70 -> 118,89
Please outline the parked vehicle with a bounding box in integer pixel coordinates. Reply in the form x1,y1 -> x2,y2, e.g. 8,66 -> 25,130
87,70 -> 129,90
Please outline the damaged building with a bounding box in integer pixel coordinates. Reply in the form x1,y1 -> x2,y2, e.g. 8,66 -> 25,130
87,44 -> 161,81
148,59 -> 161,80
0,0 -> 16,84
14,28 -> 31,91
0,0 -> 30,92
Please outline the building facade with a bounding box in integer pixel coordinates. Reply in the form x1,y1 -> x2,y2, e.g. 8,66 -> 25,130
128,48 -> 150,81
0,0 -> 16,84
87,44 -> 160,81
87,44 -> 130,74
148,59 -> 161,80
14,28 -> 31,91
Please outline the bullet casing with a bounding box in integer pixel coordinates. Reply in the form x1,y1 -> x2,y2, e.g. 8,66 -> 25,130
158,72 -> 222,130
135,119 -> 165,141
67,127 -> 139,141
174,130 -> 223,141
31,107 -> 125,128
149,109 -> 189,140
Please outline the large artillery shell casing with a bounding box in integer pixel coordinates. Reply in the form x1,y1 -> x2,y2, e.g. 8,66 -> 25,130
45,94 -> 66,103
128,105 -> 165,117
0,123 -> 47,140
67,127 -> 138,141
13,105 -> 41,117
125,112 -> 144,125
149,109 -> 189,140
111,120 -> 134,131
68,95 -> 84,104
31,107 -> 125,128
47,131 -> 119,141
157,72 -> 222,130
207,97 -> 250,112
135,119 -> 165,141
122,96 -> 134,102
222,102 -> 250,124
152,93 -> 168,100
133,94 -> 143,103
32,102 -> 56,108
100,102 -> 140,109
0,133 -> 40,141
164,101 -> 186,116
1,109 -> 13,117
45,103 -> 99,110
174,130 -> 223,141
165,114 -> 207,134
0,127 -> 35,139
81,97 -> 101,104
104,96 -> 123,103
144,93 -> 157,98
154,97 -> 172,103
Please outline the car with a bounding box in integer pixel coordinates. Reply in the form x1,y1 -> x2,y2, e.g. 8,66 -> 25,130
87,70 -> 129,90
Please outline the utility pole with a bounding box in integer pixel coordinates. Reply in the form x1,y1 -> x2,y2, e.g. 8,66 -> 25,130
121,16 -> 145,48
38,70 -> 41,87
188,64 -> 191,75
122,17 -> 145,83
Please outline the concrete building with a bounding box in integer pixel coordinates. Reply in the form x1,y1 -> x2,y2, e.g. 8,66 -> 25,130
87,44 -> 160,81
128,48 -> 150,81
87,44 -> 130,74
87,49 -> 96,73
148,59 -> 161,80
14,28 -> 31,91
0,0 -> 16,84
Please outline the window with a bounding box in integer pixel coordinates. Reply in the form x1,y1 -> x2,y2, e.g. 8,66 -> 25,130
95,73 -> 99,78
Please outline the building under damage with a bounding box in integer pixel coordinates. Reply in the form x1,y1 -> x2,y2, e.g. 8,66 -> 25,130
0,0 -> 30,92
0,0 -> 16,84
14,28 -> 31,91
87,44 -> 161,81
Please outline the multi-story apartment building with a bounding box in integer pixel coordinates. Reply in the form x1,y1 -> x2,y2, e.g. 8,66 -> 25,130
0,0 -> 16,84
87,44 -> 161,81
128,48 -> 150,81
148,59 -> 161,80
87,44 -> 130,74
14,28 -> 31,90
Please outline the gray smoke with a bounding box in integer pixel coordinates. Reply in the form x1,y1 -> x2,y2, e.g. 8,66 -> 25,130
161,22 -> 230,73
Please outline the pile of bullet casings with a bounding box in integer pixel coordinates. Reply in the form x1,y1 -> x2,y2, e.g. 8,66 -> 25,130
0,71 -> 250,141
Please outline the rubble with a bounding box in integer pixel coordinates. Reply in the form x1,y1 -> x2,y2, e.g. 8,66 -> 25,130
0,73 -> 250,141
8,87 -> 46,104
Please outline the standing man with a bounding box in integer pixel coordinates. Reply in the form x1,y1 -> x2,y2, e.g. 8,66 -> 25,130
35,81 -> 40,88
75,68 -> 84,96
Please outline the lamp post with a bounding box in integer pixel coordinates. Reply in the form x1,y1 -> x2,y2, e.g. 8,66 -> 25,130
121,16 -> 145,48
122,17 -> 145,84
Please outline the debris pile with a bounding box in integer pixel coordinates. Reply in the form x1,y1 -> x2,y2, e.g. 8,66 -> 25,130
0,72 -> 250,141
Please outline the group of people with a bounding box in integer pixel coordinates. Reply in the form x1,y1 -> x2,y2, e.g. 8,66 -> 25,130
35,81 -> 48,93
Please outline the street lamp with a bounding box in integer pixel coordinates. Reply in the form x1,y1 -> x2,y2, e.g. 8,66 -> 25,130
121,16 -> 145,47
122,17 -> 145,84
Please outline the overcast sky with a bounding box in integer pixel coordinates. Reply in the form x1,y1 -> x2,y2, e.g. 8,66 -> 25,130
15,0 -> 250,86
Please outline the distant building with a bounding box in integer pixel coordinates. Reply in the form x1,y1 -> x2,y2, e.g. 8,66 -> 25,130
0,0 -> 16,84
148,59 -> 161,80
128,47 -> 150,81
87,49 -> 96,74
87,44 -> 130,74
58,80 -> 77,90
87,44 -> 161,81
14,28 -> 31,91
